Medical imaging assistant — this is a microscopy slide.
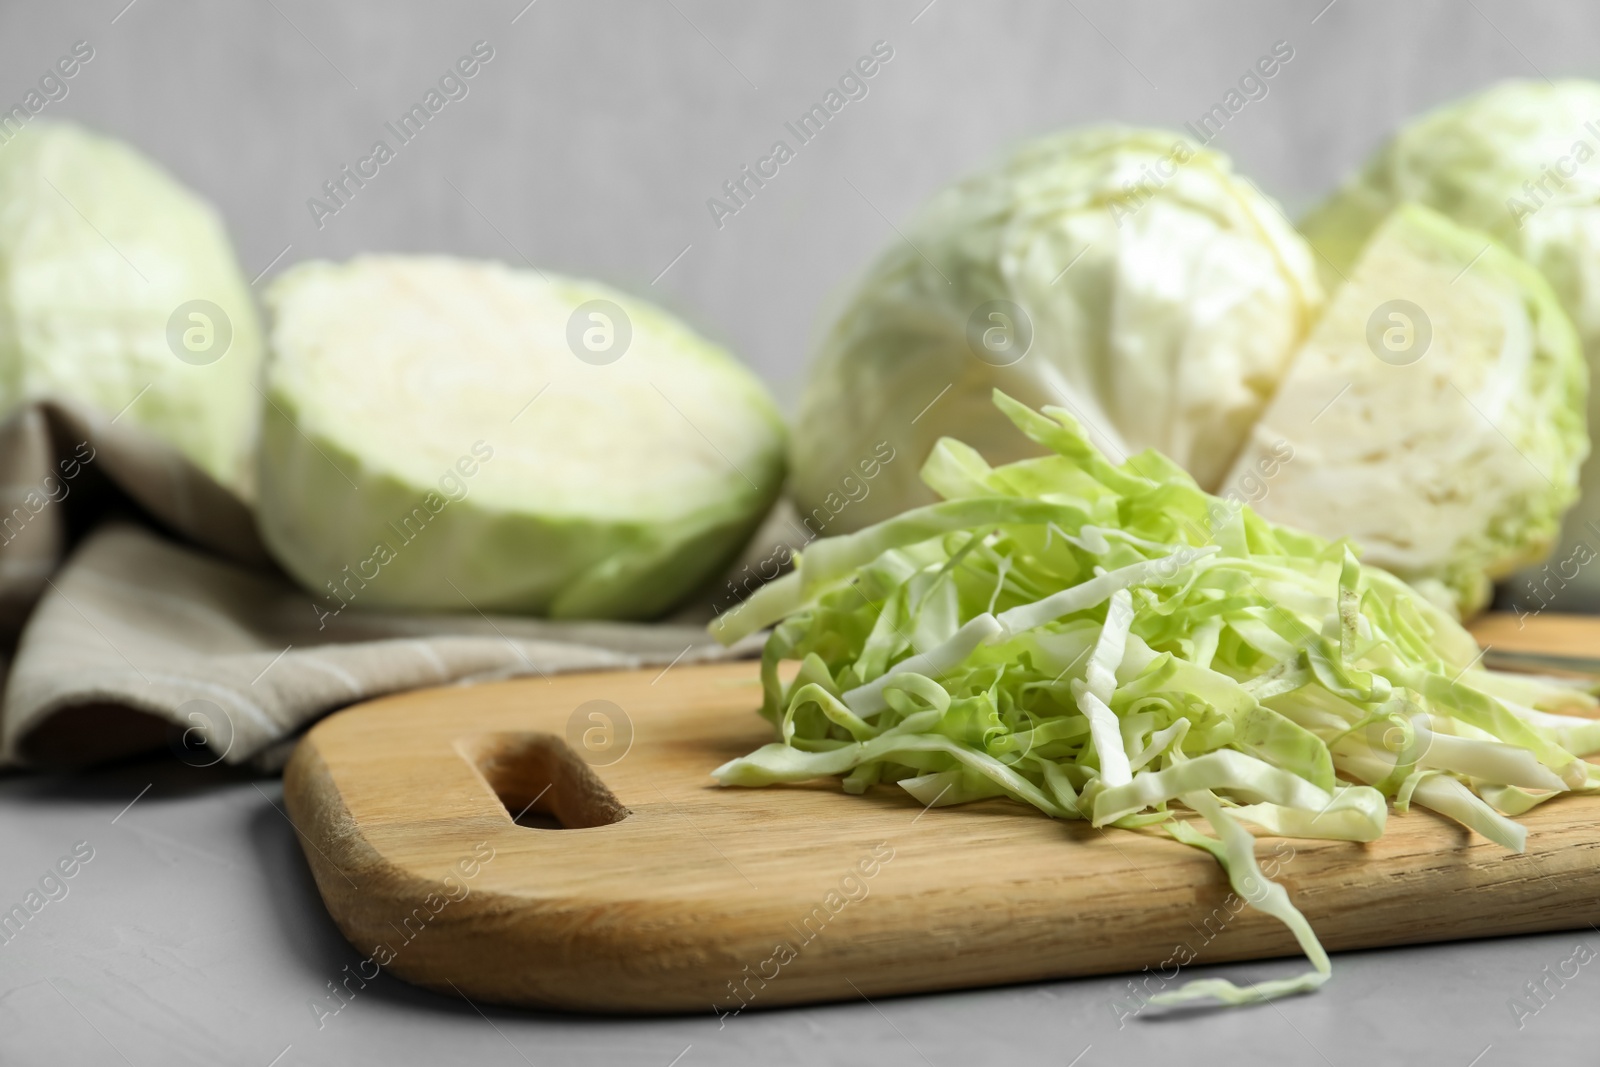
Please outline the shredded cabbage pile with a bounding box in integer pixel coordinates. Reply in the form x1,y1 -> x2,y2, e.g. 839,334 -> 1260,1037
710,390 -> 1600,1005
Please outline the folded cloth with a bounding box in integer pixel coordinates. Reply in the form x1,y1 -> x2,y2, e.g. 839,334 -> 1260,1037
0,400 -> 764,770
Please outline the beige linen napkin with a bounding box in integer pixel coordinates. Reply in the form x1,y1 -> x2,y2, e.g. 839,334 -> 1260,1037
0,400 -> 764,769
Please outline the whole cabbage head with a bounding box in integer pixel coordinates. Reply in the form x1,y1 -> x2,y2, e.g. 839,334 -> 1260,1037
790,127 -> 1324,536
1300,79 -> 1600,608
0,122 -> 263,494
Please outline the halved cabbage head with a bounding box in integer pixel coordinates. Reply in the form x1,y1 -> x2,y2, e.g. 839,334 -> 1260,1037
1227,204 -> 1587,616
258,257 -> 785,619
790,126 -> 1323,534
0,122 -> 263,493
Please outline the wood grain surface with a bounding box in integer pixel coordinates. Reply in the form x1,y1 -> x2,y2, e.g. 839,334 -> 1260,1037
282,612 -> 1600,1014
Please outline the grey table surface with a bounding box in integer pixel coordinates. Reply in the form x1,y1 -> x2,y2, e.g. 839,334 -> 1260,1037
0,758 -> 1595,1066
5,0 -> 1600,1063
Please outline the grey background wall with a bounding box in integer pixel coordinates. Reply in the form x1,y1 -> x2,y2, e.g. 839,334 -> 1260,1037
2,0 -> 1592,403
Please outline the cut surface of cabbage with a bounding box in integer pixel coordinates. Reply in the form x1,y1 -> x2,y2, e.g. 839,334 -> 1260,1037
1225,204 -> 1586,616
1300,78 -> 1600,609
260,256 -> 785,618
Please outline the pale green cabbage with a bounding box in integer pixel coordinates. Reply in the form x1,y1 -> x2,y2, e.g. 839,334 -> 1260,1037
714,391 -> 1600,1004
1300,79 -> 1600,607
0,122 -> 263,493
1227,204 -> 1587,617
259,256 -> 785,620
790,126 -> 1323,534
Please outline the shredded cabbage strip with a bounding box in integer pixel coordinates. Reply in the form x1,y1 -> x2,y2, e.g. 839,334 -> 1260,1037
710,391 -> 1600,1007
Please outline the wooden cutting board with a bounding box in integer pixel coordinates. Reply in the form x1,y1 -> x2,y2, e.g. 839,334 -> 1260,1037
283,612 -> 1600,1014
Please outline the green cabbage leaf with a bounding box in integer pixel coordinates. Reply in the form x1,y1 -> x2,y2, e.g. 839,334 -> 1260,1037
712,391 -> 1600,1004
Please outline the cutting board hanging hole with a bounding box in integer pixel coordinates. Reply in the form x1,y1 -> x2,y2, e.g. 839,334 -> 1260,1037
456,732 -> 631,830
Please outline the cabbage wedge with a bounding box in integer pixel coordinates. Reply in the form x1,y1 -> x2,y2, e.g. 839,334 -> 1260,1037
1226,204 -> 1586,617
